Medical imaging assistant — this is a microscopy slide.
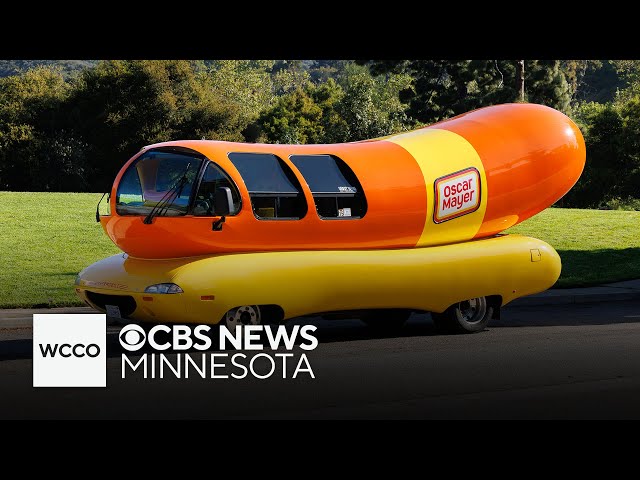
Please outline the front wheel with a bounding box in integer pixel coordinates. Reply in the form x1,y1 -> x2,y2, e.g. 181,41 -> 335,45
224,305 -> 262,335
431,297 -> 492,334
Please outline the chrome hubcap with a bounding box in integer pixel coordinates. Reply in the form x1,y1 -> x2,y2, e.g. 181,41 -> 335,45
455,297 -> 487,324
225,305 -> 261,334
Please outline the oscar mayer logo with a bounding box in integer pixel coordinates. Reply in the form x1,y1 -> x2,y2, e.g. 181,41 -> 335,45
434,167 -> 481,223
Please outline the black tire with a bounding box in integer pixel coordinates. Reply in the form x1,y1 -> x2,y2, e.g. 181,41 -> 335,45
362,309 -> 411,335
431,297 -> 493,334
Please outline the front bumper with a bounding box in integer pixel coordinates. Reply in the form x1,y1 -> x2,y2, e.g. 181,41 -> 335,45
74,252 -> 226,324
75,287 -> 192,323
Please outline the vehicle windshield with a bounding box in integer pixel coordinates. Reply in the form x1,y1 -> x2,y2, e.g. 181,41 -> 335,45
116,149 -> 203,216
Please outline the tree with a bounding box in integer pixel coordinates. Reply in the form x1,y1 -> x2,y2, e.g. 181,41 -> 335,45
59,60 -> 274,191
0,60 -> 282,191
0,60 -> 97,79
525,61 -> 571,111
258,86 -> 326,144
205,60 -> 275,129
61,60 -> 201,190
616,94 -> 640,198
0,66 -> 75,191
562,60 -> 604,103
566,87 -> 640,208
555,60 -> 633,105
367,60 -> 572,124
332,63 -> 412,142
257,63 -> 412,144
566,102 -> 624,207
516,60 -> 525,102
270,60 -> 312,96
311,78 -> 349,143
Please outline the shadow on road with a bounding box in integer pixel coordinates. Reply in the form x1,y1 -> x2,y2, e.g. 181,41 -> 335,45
0,317 -> 439,361
3,301 -> 640,361
496,301 -> 640,328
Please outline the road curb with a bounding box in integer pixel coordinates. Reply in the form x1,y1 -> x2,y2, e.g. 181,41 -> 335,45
509,289 -> 640,308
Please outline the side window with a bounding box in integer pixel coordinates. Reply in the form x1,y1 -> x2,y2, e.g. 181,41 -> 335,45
192,163 -> 241,216
228,152 -> 307,220
289,154 -> 367,219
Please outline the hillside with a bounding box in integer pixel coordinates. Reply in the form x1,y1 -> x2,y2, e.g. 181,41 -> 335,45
0,60 -> 330,79
0,60 -> 97,78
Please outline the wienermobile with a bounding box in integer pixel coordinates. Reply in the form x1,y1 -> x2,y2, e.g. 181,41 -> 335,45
75,103 -> 586,334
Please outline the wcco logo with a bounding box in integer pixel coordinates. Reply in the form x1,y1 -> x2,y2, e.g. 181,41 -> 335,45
33,314 -> 106,388
39,343 -> 101,358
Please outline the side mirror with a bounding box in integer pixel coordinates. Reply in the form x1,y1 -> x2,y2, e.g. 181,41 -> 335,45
215,187 -> 234,217
212,187 -> 234,231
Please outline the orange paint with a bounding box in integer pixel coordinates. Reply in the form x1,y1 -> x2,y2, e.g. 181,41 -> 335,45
103,140 -> 427,258
100,103 -> 586,259
435,104 -> 586,237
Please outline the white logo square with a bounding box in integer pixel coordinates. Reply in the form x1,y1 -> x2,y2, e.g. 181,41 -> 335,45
33,314 -> 106,387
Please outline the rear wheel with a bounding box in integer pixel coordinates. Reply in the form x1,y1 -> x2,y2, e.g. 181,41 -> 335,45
431,297 -> 492,334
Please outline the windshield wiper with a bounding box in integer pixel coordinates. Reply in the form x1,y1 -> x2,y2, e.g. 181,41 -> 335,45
143,163 -> 192,225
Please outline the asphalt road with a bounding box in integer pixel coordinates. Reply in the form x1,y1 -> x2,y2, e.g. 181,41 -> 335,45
1,301 -> 640,419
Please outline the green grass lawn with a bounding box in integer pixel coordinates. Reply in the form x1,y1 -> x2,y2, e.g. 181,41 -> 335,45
0,192 -> 638,308
0,192 -> 120,308
507,208 -> 640,288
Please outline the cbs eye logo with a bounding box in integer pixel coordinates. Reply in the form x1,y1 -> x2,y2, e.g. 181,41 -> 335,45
119,324 -> 146,352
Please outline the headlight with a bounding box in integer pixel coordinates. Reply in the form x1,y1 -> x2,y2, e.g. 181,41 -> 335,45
144,283 -> 184,294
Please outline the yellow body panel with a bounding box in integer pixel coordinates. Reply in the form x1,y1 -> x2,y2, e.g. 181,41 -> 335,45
388,128 -> 488,247
76,234 -> 560,325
